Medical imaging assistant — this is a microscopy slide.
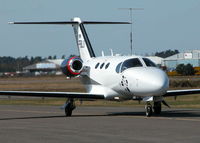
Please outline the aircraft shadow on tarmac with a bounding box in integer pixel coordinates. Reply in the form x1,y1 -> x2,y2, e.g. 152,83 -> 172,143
106,109 -> 200,118
0,115 -> 68,121
0,109 -> 199,121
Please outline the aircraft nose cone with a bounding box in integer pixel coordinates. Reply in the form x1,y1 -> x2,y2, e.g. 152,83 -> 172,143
149,69 -> 169,92
142,68 -> 169,95
123,67 -> 169,96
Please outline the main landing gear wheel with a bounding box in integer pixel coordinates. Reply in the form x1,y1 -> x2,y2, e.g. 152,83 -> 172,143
65,99 -> 76,117
145,103 -> 152,117
153,101 -> 162,115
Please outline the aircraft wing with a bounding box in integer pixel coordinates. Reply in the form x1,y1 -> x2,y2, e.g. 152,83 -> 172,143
164,89 -> 200,97
0,91 -> 105,99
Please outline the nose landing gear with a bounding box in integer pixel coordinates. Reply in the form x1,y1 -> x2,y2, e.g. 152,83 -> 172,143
145,102 -> 153,117
145,101 -> 162,117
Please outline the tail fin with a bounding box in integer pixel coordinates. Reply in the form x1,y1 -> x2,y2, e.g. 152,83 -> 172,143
71,17 -> 95,61
9,17 -> 130,61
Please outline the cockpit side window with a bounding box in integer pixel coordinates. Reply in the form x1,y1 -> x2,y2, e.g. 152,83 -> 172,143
115,62 -> 122,73
121,58 -> 143,72
143,58 -> 157,67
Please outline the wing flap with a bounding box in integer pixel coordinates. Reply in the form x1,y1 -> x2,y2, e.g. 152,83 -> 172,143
164,89 -> 200,97
0,91 -> 104,99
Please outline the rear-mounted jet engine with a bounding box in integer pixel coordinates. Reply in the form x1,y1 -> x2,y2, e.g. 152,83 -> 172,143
61,57 -> 83,78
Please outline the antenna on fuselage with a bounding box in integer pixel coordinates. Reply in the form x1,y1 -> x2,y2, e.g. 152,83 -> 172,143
118,8 -> 144,55
110,49 -> 114,56
101,51 -> 105,57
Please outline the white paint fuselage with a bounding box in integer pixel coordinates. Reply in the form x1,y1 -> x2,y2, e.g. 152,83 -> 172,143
80,55 -> 169,100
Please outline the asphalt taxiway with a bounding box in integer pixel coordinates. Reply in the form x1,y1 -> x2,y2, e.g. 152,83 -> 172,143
0,105 -> 200,143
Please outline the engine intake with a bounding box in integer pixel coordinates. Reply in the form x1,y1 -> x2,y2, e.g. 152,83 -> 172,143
61,57 -> 83,77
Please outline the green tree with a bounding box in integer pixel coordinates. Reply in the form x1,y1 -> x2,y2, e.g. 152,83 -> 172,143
69,54 -> 77,58
0,56 -> 44,72
53,55 -> 57,59
34,56 -> 43,63
48,56 -> 52,59
61,55 -> 66,59
176,64 -> 185,75
155,49 -> 179,58
184,64 -> 195,75
176,64 -> 195,75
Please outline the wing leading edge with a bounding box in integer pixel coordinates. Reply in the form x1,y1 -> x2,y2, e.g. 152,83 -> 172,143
164,89 -> 200,97
0,91 -> 105,99
1,89 -> 199,99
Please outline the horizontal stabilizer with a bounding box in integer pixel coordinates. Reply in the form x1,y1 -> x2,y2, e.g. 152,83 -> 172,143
8,21 -> 78,24
8,21 -> 131,25
83,21 -> 131,24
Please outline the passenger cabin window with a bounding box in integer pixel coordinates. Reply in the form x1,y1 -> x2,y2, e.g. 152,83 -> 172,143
105,63 -> 110,69
143,58 -> 157,67
121,58 -> 143,72
100,63 -> 105,69
95,63 -> 100,69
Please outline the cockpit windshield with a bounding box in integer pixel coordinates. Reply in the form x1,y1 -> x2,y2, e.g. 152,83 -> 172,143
142,58 -> 157,67
121,58 -> 143,72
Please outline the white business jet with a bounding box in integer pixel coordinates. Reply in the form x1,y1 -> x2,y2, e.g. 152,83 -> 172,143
1,17 -> 200,117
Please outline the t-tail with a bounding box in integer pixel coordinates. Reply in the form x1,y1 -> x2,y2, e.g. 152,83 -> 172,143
9,17 -> 130,61
71,17 -> 95,61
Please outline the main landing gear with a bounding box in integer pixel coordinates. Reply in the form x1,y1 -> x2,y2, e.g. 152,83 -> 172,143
145,101 -> 162,117
64,98 -> 76,117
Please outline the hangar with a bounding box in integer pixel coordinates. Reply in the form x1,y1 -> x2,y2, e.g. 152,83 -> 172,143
147,56 -> 164,67
23,59 -> 64,76
163,50 -> 200,70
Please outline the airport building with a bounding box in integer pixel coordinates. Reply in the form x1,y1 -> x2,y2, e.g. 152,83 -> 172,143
23,59 -> 64,76
147,56 -> 164,67
22,51 -> 200,75
163,50 -> 200,70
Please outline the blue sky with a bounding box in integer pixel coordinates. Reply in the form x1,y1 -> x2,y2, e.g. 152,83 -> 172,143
0,0 -> 200,58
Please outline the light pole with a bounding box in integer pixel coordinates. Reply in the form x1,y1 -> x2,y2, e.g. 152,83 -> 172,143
119,8 -> 144,55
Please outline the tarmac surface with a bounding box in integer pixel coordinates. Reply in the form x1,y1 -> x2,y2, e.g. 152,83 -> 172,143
0,105 -> 200,143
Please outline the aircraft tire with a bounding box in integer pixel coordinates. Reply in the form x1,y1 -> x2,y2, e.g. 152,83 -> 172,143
65,105 -> 72,117
146,105 -> 152,117
153,102 -> 161,115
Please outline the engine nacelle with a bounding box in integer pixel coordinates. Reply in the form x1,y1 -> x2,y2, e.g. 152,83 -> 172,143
61,57 -> 83,77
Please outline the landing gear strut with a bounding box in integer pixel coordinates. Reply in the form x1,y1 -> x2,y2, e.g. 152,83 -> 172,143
145,102 -> 152,117
153,101 -> 162,115
65,98 -> 76,117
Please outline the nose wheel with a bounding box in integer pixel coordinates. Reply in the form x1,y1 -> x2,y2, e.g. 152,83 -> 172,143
145,103 -> 153,117
145,101 -> 162,117
65,99 -> 76,117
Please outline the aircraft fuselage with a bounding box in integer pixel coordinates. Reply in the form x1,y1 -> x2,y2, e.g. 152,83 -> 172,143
81,56 -> 169,100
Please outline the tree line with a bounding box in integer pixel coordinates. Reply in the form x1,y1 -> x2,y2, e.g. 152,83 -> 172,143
0,55 -> 70,72
155,49 -> 179,58
0,56 -> 43,72
0,49 -> 180,73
